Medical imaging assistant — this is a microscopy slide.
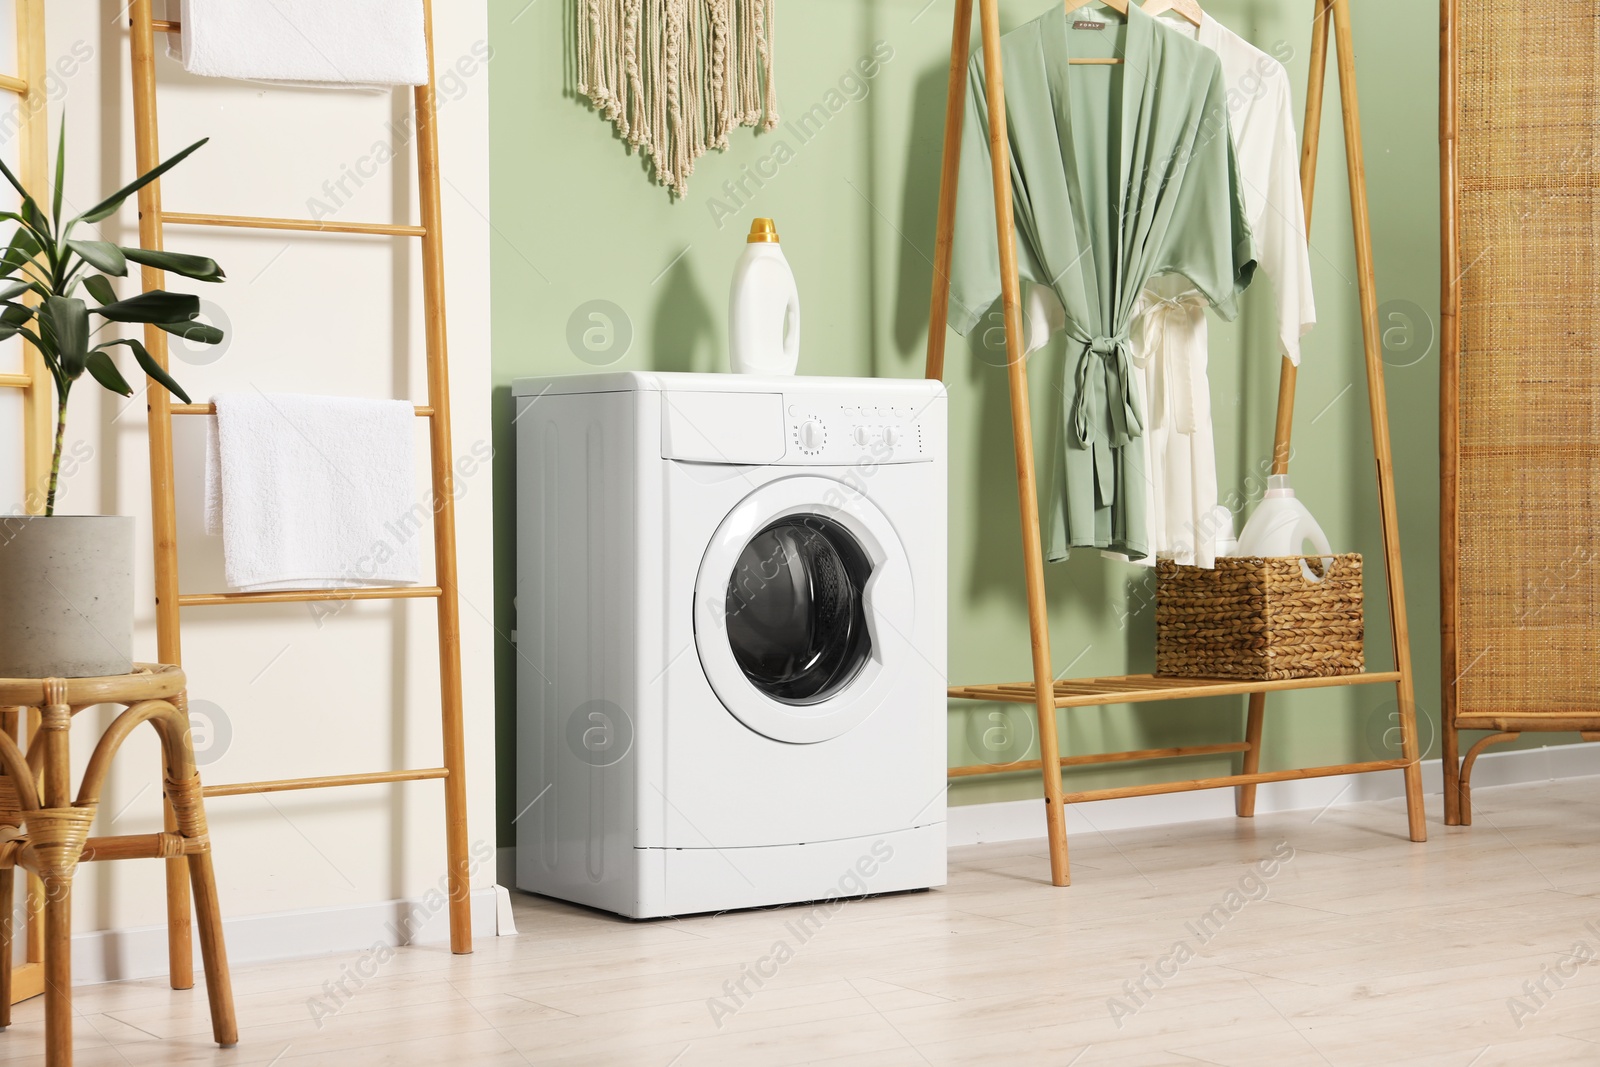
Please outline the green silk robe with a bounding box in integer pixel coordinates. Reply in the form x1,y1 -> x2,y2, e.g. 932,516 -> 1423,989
947,3 -> 1256,561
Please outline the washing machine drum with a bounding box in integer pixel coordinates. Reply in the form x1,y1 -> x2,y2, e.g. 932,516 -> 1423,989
724,517 -> 873,706
693,476 -> 916,744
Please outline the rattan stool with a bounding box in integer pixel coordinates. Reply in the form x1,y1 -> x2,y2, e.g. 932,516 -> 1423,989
0,664 -> 236,1065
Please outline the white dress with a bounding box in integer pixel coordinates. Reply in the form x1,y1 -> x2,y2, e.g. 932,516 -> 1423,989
1023,12 -> 1316,568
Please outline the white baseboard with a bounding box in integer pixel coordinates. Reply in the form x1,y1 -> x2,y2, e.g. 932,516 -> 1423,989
70,885 -> 507,986
948,741 -> 1600,846
494,883 -> 519,936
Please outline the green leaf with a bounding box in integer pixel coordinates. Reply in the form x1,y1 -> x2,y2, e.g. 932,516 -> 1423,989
82,274 -> 117,306
14,325 -> 45,352
96,338 -> 191,405
77,137 -> 209,226
84,349 -> 133,397
51,113 -> 65,228
0,211 -> 49,240
0,280 -> 27,302
21,197 -> 46,238
0,226 -> 40,274
156,319 -> 224,345
1,303 -> 33,326
65,240 -> 126,277
89,289 -> 199,324
41,295 -> 89,379
120,246 -> 225,283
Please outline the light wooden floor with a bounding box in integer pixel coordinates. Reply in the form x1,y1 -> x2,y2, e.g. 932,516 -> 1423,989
6,776 -> 1600,1065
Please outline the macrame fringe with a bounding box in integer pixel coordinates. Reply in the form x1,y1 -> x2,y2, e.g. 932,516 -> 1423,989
577,0 -> 779,197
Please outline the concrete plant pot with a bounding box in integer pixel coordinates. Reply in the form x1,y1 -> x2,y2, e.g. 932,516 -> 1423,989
0,515 -> 134,679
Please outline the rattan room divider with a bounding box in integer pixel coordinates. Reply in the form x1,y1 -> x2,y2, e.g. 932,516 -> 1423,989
928,0 -> 1428,885
1439,0 -> 1600,824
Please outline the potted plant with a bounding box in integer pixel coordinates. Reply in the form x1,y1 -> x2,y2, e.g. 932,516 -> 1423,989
0,119 -> 225,679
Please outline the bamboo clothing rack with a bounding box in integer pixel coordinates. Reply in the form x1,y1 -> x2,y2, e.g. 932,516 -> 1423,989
926,0 -> 1427,885
126,0 -> 474,966
0,0 -> 54,1007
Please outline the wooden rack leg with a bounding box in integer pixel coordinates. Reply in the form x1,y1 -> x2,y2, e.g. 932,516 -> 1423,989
0,867 -> 11,1028
924,0 -> 973,383
16,0 -> 51,514
129,0 -> 197,990
972,0 -> 1069,885
416,0 -> 474,954
1236,692 -> 1266,816
1330,0 -> 1427,843
1438,0 -> 1465,828
38,698 -> 72,1066
24,710 -> 42,977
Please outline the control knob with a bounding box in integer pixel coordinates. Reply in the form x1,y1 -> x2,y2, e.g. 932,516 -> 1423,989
798,418 -> 826,451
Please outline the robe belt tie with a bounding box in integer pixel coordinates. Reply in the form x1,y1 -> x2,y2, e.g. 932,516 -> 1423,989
1069,332 -> 1143,507
1137,292 -> 1209,437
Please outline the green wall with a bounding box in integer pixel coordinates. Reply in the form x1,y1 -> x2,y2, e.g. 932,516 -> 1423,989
488,1 -> 1534,841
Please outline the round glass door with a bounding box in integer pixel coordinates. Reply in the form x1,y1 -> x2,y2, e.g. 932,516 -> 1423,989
723,516 -> 874,705
693,475 -> 913,744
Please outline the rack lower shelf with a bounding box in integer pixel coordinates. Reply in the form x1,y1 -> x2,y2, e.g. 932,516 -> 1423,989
949,671 -> 1403,709
948,671 -> 1414,795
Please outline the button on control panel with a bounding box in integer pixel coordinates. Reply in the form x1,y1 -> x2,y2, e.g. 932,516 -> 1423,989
782,396 -> 929,465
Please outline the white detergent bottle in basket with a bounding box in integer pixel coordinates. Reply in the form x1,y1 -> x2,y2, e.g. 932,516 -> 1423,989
1236,475 -> 1334,581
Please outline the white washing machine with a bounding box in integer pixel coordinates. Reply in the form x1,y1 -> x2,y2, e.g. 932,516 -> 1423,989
513,372 -> 947,918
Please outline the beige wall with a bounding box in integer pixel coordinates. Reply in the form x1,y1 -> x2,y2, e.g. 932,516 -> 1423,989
1,1 -> 496,938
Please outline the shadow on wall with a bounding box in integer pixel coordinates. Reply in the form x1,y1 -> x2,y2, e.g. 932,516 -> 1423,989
652,255 -> 717,373
892,57 -> 950,361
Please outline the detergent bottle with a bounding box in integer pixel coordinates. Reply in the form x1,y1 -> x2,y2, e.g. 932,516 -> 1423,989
1236,475 -> 1334,580
729,218 -> 801,375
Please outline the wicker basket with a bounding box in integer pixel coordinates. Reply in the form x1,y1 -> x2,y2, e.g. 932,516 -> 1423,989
1155,555 -> 1364,680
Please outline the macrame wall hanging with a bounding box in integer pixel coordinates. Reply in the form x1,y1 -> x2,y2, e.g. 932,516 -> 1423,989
576,0 -> 780,198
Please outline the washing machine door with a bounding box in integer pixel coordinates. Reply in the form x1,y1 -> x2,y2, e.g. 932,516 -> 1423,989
694,475 -> 915,744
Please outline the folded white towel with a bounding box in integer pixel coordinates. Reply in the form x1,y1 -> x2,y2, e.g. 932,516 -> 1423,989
204,393 -> 422,592
168,0 -> 428,87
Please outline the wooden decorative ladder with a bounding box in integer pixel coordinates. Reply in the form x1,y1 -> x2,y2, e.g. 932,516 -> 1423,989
125,0 -> 474,978
926,0 -> 1428,885
0,0 -> 53,1006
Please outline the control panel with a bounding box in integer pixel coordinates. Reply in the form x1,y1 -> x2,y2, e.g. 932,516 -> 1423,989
783,396 -> 931,465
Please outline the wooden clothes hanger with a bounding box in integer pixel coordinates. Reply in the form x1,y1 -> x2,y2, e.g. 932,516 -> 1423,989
1063,0 -> 1129,65
1142,0 -> 1203,26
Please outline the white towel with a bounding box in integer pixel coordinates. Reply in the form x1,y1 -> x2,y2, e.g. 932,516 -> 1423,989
204,393 -> 422,592
167,0 -> 428,88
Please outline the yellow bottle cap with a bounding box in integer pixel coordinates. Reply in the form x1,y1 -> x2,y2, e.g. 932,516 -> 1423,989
747,218 -> 780,244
